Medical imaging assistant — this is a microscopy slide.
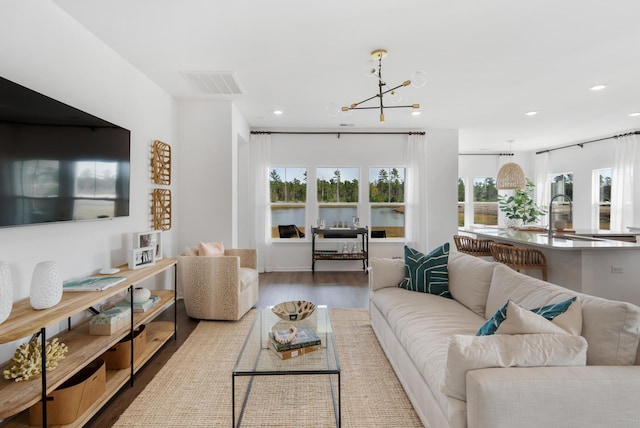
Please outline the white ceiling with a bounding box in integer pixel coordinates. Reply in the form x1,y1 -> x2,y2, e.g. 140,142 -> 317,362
53,0 -> 640,152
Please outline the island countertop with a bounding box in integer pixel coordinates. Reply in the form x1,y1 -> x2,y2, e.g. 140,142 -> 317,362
459,226 -> 640,251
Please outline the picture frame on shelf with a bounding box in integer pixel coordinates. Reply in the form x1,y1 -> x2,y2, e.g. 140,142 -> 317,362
135,231 -> 162,261
129,247 -> 155,270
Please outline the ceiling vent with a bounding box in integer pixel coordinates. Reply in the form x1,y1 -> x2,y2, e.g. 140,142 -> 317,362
182,71 -> 245,95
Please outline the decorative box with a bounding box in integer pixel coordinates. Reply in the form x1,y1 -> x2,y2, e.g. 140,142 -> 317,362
29,358 -> 106,425
89,306 -> 131,336
102,324 -> 147,369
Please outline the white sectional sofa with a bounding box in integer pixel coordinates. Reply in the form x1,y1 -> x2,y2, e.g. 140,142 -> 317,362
369,250 -> 640,428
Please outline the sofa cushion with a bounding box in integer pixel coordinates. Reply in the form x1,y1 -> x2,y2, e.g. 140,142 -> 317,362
398,243 -> 451,297
448,251 -> 496,317
477,297 -> 579,336
369,257 -> 405,291
443,333 -> 588,401
370,287 -> 485,418
486,264 -> 640,365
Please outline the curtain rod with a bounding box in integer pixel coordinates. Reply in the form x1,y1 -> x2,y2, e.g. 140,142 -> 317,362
459,153 -> 514,156
536,130 -> 640,155
251,130 -> 425,136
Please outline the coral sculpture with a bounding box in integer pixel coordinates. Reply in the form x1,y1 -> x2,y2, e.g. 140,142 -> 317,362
3,337 -> 68,382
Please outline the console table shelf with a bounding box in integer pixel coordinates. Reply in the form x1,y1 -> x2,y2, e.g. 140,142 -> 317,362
311,227 -> 369,272
0,258 -> 177,427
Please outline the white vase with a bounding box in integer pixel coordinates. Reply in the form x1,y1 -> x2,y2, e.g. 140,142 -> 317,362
0,262 -> 13,324
30,261 -> 63,310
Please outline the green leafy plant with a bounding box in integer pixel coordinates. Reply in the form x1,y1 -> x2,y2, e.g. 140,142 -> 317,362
498,179 -> 547,225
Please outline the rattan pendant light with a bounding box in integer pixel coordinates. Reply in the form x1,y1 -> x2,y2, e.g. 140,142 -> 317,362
496,162 -> 526,189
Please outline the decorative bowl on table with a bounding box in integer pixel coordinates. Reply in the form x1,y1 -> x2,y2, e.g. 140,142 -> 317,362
272,300 -> 317,321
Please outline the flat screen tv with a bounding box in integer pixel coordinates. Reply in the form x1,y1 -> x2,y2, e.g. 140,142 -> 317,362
0,76 -> 131,227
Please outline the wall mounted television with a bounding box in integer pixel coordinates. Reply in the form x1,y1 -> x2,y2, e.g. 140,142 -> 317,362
0,76 -> 131,228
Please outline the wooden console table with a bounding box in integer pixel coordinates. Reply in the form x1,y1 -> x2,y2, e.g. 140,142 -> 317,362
0,258 -> 177,427
311,226 -> 369,272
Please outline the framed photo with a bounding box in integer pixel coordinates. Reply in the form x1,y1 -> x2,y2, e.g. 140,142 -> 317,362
136,231 -> 162,261
129,247 -> 155,270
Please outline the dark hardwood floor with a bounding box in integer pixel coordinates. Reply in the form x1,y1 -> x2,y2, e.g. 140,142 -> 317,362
86,270 -> 369,427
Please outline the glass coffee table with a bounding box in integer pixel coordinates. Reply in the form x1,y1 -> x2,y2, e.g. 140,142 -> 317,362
232,305 -> 341,427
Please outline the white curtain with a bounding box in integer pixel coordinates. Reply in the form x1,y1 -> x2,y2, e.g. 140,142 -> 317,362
611,133 -> 640,231
405,133 -> 428,252
534,151 -> 550,227
249,133 -> 271,272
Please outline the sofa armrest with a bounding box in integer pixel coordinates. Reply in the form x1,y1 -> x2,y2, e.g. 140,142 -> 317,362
466,366 -> 640,428
224,249 -> 257,270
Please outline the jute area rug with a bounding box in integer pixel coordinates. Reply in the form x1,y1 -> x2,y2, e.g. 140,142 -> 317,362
113,309 -> 422,427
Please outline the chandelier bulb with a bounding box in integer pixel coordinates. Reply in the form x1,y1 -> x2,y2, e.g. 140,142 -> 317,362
410,70 -> 427,88
327,102 -> 340,117
379,113 -> 385,123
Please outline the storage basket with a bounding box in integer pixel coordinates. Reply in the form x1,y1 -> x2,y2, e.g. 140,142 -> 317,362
29,358 -> 106,425
102,324 -> 147,369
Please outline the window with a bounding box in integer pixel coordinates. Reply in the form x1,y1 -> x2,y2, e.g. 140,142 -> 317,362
369,167 -> 405,238
550,173 -> 573,228
269,167 -> 307,238
473,177 -> 497,225
317,167 -> 359,228
595,168 -> 611,230
458,178 -> 465,227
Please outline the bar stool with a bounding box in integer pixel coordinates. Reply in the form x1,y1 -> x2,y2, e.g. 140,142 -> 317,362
489,242 -> 548,281
453,235 -> 494,257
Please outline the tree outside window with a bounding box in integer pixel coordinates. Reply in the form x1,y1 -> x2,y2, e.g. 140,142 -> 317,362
317,167 -> 359,228
458,178 -> 465,227
473,177 -> 498,225
270,167 -> 307,238
369,167 -> 405,238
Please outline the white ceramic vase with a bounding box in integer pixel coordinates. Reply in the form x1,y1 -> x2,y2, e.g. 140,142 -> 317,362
0,262 -> 13,324
30,261 -> 63,310
126,286 -> 151,303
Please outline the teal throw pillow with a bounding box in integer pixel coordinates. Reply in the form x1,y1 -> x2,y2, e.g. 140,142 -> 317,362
477,296 -> 577,336
398,243 -> 451,298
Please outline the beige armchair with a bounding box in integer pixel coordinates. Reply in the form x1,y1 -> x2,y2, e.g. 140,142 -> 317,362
178,249 -> 259,321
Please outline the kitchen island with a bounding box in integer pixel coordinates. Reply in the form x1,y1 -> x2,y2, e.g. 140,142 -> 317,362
459,226 -> 640,306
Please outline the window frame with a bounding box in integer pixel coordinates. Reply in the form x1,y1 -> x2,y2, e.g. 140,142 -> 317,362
269,166 -> 308,240
472,176 -> 498,226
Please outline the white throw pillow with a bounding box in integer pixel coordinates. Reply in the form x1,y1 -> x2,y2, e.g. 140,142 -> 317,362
496,300 -> 573,335
369,257 -> 405,291
443,333 -> 588,401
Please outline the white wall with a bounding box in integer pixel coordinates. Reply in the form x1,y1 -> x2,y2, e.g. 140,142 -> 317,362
0,2 -> 176,360
176,100 -> 251,250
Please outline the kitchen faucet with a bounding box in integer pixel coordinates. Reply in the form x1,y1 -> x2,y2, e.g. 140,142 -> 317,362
548,194 -> 573,241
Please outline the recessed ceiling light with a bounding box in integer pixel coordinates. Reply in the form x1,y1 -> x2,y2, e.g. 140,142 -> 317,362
273,110 -> 283,115
411,111 -> 421,116
525,111 -> 539,116
590,84 -> 607,91
629,112 -> 640,117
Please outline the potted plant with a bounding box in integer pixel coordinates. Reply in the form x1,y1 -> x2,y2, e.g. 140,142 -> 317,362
498,179 -> 547,227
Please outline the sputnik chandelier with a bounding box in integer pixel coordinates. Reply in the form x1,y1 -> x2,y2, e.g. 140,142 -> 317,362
328,49 -> 427,123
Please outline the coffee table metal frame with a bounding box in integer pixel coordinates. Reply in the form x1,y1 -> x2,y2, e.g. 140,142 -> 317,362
232,305 -> 341,427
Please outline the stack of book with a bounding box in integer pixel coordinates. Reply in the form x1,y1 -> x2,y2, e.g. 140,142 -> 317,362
268,326 -> 321,360
116,295 -> 160,312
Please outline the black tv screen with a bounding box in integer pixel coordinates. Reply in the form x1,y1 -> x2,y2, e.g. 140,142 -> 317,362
0,76 -> 130,227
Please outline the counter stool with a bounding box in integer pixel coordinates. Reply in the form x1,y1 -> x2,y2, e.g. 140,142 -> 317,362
489,242 -> 548,281
453,235 -> 494,257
